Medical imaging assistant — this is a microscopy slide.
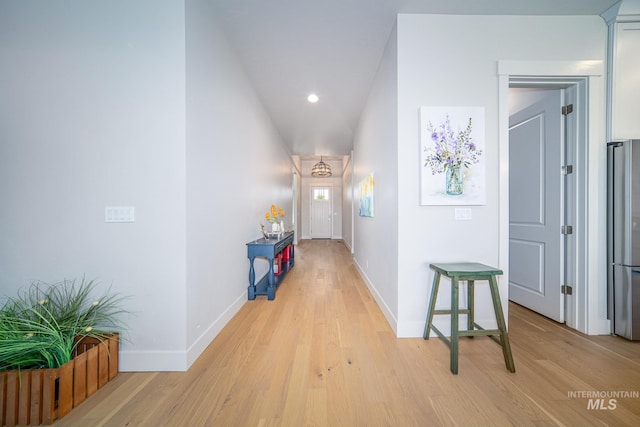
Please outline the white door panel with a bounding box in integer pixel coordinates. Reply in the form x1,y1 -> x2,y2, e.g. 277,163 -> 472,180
311,186 -> 331,238
509,90 -> 564,322
509,118 -> 544,225
509,239 -> 544,295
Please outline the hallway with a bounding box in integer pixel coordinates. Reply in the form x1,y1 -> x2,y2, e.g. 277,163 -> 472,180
57,239 -> 640,426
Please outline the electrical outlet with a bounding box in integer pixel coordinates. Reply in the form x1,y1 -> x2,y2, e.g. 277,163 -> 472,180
105,206 -> 135,223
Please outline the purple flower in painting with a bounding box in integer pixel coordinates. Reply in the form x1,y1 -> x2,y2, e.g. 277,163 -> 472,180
423,114 -> 482,175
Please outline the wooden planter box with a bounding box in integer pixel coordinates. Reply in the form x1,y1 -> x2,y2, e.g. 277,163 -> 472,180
0,333 -> 119,426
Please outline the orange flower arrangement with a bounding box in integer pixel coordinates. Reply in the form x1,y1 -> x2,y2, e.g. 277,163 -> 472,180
265,204 -> 285,223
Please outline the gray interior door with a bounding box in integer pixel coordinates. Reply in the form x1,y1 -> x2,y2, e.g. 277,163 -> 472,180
509,90 -> 564,323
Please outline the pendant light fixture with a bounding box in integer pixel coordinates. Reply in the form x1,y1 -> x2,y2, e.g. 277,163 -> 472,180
311,156 -> 332,177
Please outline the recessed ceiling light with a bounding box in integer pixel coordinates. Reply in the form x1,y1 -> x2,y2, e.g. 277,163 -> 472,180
307,93 -> 319,103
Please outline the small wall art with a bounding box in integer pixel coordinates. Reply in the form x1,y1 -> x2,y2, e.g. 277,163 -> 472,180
420,106 -> 486,205
358,173 -> 374,217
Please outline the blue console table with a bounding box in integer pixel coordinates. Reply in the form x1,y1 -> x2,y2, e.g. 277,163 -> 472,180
247,231 -> 295,300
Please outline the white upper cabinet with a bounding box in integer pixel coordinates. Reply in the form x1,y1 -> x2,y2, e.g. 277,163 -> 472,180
611,22 -> 640,139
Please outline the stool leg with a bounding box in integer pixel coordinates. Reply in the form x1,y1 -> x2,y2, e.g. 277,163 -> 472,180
488,275 -> 515,373
450,276 -> 459,374
467,280 -> 475,336
424,272 -> 441,339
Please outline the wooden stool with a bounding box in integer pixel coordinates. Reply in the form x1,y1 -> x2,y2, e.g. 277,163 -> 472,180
423,262 -> 515,374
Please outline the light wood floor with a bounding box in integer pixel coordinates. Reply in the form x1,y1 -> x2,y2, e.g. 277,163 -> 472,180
57,239 -> 640,426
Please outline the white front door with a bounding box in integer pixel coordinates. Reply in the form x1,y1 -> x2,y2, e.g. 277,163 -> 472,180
509,90 -> 564,323
310,186 -> 332,238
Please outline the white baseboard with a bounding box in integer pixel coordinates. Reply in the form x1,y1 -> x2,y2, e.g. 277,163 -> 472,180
119,292 -> 246,372
396,320 -> 427,338
185,292 -> 246,368
350,264 -> 501,339
119,350 -> 187,372
588,318 -> 611,335
353,258 -> 398,335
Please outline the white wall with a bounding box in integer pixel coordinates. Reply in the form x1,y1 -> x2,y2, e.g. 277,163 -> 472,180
394,14 -> 607,336
0,0 -> 293,371
352,24 -> 399,330
0,0 -> 188,369
184,0 -> 293,367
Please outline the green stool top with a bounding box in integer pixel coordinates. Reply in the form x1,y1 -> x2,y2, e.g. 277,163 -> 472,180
429,262 -> 503,277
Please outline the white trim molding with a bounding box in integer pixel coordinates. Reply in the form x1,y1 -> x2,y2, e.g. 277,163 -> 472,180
498,59 -> 609,336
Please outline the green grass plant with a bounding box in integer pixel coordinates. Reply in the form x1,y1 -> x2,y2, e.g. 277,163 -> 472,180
0,278 -> 128,370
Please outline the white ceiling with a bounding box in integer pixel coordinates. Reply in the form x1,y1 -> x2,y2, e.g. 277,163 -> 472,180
209,0 -> 618,159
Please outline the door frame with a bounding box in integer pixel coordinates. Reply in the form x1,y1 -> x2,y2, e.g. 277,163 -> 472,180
498,60 -> 609,335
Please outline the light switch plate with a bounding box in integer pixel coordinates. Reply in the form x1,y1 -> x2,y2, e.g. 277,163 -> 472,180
105,206 -> 135,223
454,208 -> 472,220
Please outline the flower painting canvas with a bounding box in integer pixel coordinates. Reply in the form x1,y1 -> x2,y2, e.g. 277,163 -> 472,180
420,106 -> 486,205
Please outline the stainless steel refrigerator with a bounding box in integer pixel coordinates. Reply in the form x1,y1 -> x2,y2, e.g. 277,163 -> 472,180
607,139 -> 640,340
